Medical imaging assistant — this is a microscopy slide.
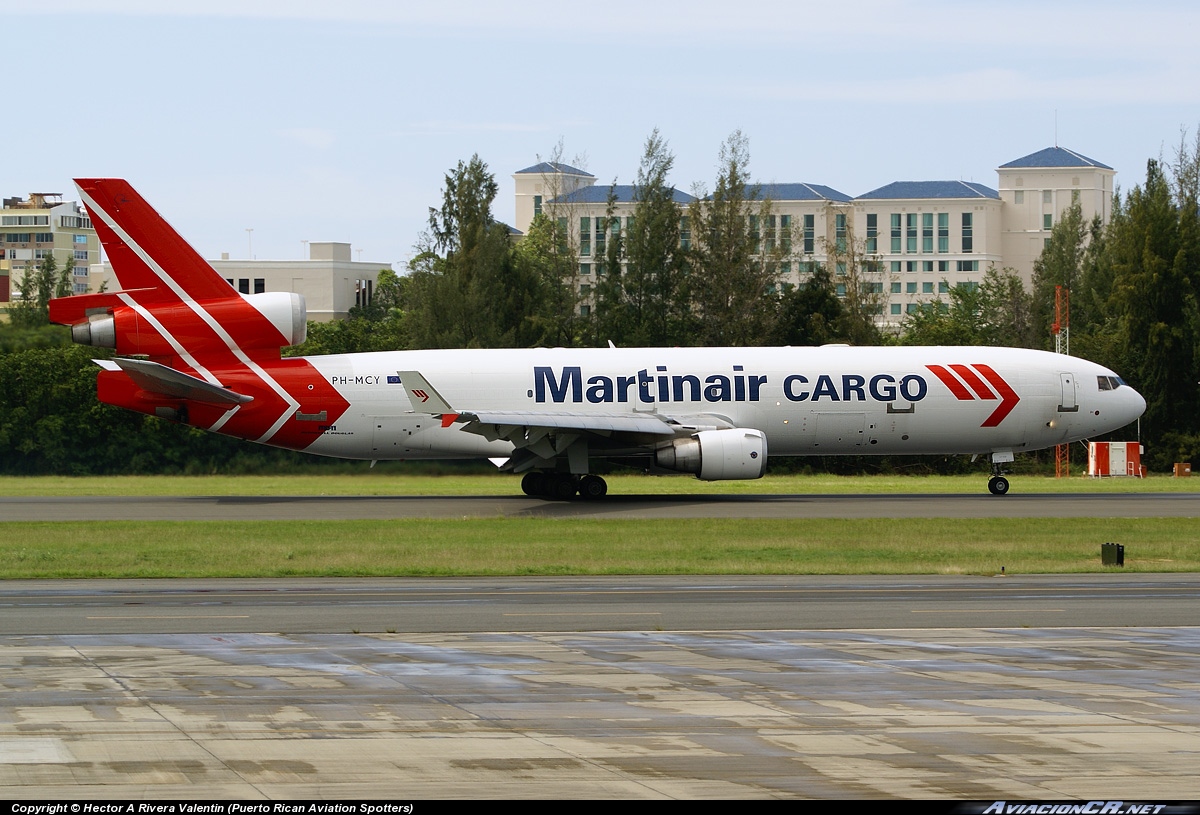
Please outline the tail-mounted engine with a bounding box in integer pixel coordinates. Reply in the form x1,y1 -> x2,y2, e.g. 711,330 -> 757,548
655,428 -> 768,480
52,290 -> 307,357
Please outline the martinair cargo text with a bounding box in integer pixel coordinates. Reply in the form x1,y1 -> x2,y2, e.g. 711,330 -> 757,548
50,179 -> 1147,499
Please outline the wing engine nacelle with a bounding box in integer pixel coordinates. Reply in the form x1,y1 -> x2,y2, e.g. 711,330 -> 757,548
655,428 -> 768,481
66,291 -> 307,355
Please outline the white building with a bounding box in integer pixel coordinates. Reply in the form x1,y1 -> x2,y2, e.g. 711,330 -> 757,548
0,193 -> 99,302
93,241 -> 388,322
513,146 -> 1115,325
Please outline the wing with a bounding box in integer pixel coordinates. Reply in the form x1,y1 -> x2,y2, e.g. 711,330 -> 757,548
396,370 -> 728,473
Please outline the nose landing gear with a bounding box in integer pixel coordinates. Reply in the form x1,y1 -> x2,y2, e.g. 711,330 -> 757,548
988,451 -> 1014,496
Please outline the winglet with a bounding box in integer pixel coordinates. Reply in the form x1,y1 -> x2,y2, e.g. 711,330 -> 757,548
397,370 -> 459,426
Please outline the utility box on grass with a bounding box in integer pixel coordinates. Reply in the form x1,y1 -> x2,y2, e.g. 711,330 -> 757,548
1088,442 -> 1144,478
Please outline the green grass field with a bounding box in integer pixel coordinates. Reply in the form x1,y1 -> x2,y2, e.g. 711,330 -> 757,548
1,473 -> 1196,578
2,471 -> 1197,497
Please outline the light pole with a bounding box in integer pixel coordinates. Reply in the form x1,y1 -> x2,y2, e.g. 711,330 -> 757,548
246,228 -> 254,259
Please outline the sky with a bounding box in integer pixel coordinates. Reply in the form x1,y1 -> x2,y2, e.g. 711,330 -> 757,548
10,1 -> 1200,269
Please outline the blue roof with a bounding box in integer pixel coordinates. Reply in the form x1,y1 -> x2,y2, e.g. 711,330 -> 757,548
551,184 -> 696,205
856,180 -> 1000,200
514,161 -> 594,177
747,183 -> 852,202
999,146 -> 1112,170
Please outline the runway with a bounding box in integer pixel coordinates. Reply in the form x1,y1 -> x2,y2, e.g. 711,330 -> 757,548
3,493 -> 1198,799
2,574 -> 1200,635
2,491 -> 1198,520
2,576 -> 1200,798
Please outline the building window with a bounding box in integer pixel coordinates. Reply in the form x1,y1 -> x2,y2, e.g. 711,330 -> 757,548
956,260 -> 979,272
834,213 -> 847,252
890,213 -> 901,253
938,260 -> 949,273
254,278 -> 265,294
677,216 -> 689,251
906,281 -> 917,294
891,281 -> 902,294
938,281 -> 949,293
836,283 -> 846,297
580,284 -> 591,296
836,262 -> 847,276
34,249 -> 51,259
73,234 -> 88,244
34,233 -> 54,243
1014,190 -> 1024,205
890,261 -> 902,273
937,213 -> 949,253
533,195 -> 542,216
1043,190 -> 1052,204
238,279 -> 250,294
803,214 -> 815,254
866,213 -> 877,253
579,217 -> 590,256
923,261 -> 933,273
906,302 -> 918,314
906,214 -> 917,253
750,215 -> 761,253
906,261 -> 916,273
922,282 -> 934,294
595,262 -> 605,276
780,214 -> 792,253
921,213 -> 933,253
1072,189 -> 1080,204
891,303 -> 902,315
1043,213 -> 1053,230
595,218 -> 607,254
579,304 -> 590,317
579,263 -> 591,276
962,212 -> 973,253
74,250 -> 88,261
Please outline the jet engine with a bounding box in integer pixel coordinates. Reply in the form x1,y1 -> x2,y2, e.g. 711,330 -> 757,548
68,291 -> 307,355
655,428 -> 768,481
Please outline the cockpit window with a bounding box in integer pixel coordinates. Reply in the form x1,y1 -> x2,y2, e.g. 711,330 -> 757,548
1098,376 -> 1124,390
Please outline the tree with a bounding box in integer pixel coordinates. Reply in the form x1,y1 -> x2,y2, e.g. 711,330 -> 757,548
687,131 -> 781,346
820,207 -> 887,345
598,130 -> 692,346
1031,201 -> 1089,346
403,155 -> 524,348
1104,158 -> 1200,452
9,254 -> 59,328
898,266 -> 1034,348
770,263 -> 843,346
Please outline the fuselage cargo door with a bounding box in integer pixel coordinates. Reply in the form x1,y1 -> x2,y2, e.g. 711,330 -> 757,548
1059,373 -> 1078,413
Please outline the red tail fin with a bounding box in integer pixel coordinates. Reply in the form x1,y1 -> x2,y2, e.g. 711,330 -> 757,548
76,178 -> 234,304
51,179 -> 305,362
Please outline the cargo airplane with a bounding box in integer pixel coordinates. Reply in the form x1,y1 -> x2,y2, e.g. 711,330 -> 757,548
50,179 -> 1146,498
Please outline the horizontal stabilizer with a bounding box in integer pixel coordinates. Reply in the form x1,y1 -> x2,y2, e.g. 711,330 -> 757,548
108,358 -> 254,406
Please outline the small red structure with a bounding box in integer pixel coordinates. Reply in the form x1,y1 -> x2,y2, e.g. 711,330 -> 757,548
1088,442 -> 1144,478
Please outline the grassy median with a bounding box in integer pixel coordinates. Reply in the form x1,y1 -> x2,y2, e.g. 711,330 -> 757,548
1,517 -> 1197,578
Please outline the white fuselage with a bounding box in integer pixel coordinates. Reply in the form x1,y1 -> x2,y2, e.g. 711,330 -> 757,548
294,345 -> 1146,463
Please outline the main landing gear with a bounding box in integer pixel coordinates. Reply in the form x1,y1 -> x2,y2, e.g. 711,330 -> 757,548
986,451 -> 1014,496
521,471 -> 608,500
987,474 -> 1010,496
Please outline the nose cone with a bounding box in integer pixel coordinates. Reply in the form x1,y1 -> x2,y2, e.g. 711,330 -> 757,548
1124,385 -> 1148,425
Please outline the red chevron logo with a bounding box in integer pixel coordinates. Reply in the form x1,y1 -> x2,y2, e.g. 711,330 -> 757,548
926,364 -> 1020,427
412,388 -> 430,403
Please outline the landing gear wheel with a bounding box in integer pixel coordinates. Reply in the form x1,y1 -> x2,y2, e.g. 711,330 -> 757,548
578,474 -> 608,500
521,472 -> 546,497
988,475 -> 1010,496
550,474 -> 578,500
